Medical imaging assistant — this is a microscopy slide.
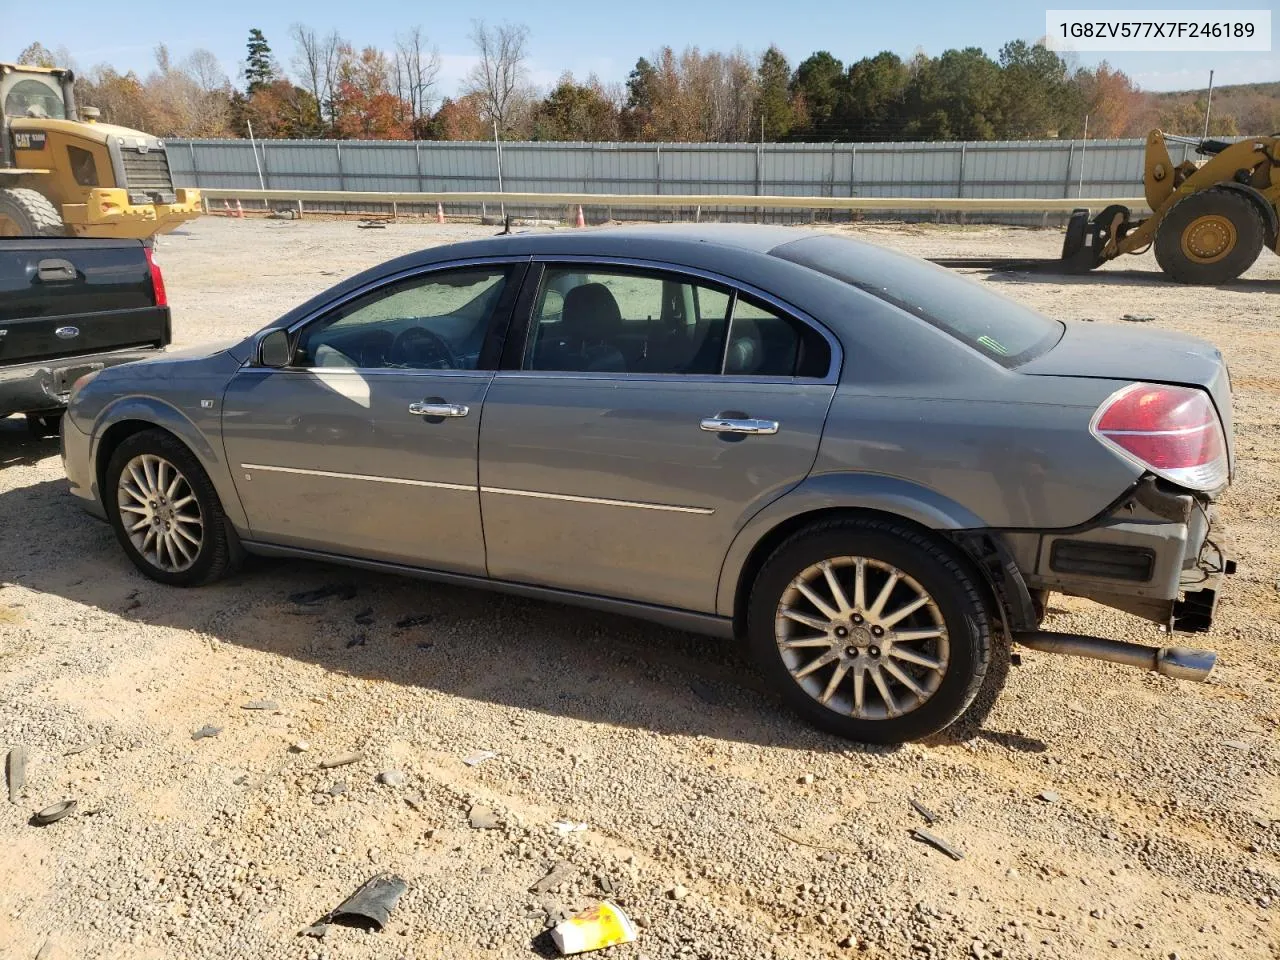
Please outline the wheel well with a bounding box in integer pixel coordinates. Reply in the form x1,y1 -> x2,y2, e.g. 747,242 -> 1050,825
729,507 -> 1005,637
95,420 -> 171,494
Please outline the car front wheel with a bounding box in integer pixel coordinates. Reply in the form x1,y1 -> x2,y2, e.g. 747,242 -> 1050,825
748,518 -> 995,743
105,429 -> 241,586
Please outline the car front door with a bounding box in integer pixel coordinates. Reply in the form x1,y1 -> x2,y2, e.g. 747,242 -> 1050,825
221,260 -> 525,573
477,260 -> 840,613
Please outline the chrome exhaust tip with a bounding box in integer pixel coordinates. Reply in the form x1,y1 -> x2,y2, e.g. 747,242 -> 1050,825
1155,646 -> 1217,682
1013,632 -> 1217,683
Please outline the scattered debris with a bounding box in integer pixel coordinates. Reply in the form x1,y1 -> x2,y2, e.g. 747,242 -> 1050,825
377,770 -> 406,787
7,745 -> 27,804
530,860 -> 577,894
463,750 -> 497,767
596,873 -> 614,895
192,725 -> 222,740
839,934 -> 857,949
798,773 -> 815,786
1037,790 -> 1061,803
395,614 -> 432,629
1121,314 -> 1155,323
288,583 -> 357,605
31,799 -> 77,826
553,820 -> 589,835
123,596 -> 142,613
327,781 -> 349,797
320,751 -> 364,769
688,678 -> 721,705
242,699 -> 279,711
346,634 -> 368,648
303,873 -> 407,934
550,900 -> 638,955
910,828 -> 965,861
910,798 -> 939,825
469,804 -> 501,829
357,221 -> 387,230
667,884 -> 689,901
290,741 -> 310,753
416,641 -> 435,651
1223,739 -> 1250,752
771,826 -> 858,855
63,745 -> 91,757
354,608 -> 375,625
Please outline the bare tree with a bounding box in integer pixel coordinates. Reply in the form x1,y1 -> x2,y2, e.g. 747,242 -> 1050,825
393,26 -> 441,137
183,48 -> 228,94
290,23 -> 344,133
464,20 -> 531,135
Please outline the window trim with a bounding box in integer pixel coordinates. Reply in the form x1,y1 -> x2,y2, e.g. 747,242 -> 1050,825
505,256 -> 841,384
253,256 -> 528,375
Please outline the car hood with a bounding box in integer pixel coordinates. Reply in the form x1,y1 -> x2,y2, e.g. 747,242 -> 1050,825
1020,320 -> 1235,468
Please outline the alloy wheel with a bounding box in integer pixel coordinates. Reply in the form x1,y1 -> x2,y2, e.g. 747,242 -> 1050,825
116,454 -> 204,573
774,556 -> 950,720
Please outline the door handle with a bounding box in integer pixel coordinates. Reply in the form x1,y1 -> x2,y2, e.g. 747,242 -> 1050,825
36,258 -> 77,283
409,401 -> 469,418
699,417 -> 779,435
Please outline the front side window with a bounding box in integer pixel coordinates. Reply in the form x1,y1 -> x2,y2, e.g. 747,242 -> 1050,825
294,267 -> 509,370
525,267 -> 733,375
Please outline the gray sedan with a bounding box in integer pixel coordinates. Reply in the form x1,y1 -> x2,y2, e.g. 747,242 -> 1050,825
61,226 -> 1233,743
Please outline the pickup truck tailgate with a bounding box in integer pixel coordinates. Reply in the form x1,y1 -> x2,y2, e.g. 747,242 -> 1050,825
0,238 -> 169,365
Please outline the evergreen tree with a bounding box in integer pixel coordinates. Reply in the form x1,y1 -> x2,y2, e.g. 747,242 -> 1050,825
243,28 -> 277,94
756,46 -> 794,140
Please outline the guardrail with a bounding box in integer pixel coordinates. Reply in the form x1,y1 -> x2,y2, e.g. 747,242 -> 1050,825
198,188 -> 1149,216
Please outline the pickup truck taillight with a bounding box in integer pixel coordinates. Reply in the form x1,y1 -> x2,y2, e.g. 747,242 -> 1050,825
1091,382 -> 1227,491
145,246 -> 168,308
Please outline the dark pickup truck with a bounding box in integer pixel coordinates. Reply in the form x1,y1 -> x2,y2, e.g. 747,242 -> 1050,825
0,238 -> 170,435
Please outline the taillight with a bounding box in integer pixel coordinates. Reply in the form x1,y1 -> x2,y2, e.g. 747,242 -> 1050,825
144,246 -> 168,307
1091,382 -> 1227,490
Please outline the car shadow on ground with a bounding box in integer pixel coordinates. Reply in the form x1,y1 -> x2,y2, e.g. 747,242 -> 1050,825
0,422 -> 57,468
1,441 -> 1024,755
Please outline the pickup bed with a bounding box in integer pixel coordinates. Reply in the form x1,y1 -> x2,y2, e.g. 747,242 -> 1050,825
0,237 -> 169,431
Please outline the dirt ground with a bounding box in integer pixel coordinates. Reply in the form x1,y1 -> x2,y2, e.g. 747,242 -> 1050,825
1,217 -> 1277,960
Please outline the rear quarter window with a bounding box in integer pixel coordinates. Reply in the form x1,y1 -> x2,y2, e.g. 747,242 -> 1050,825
771,234 -> 1062,367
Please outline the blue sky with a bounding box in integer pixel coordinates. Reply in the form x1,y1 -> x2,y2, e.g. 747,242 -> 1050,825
4,0 -> 1275,95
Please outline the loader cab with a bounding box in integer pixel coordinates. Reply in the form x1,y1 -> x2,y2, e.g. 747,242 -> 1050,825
1,64 -> 77,169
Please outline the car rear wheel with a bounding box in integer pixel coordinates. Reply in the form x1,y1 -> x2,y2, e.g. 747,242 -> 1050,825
747,518 -> 994,743
105,430 -> 241,586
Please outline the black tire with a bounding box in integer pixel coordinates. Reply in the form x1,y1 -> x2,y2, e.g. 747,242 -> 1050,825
104,429 -> 242,586
1061,208 -> 1089,259
1155,187 -> 1265,285
747,518 -> 996,744
0,188 -> 65,237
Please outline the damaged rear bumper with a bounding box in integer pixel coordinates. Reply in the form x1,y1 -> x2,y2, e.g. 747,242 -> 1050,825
0,347 -> 161,419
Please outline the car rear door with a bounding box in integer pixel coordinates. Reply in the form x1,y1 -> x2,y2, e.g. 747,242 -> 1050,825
220,260 -> 525,574
477,259 -> 840,613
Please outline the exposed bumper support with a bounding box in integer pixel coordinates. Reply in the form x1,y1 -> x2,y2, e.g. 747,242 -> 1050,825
1013,631 -> 1217,682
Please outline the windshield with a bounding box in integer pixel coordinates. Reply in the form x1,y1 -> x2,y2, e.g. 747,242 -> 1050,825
772,234 -> 1062,367
3,76 -> 66,119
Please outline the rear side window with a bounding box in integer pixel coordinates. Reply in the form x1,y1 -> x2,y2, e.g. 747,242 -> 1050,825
772,234 -> 1061,366
725,296 -> 831,378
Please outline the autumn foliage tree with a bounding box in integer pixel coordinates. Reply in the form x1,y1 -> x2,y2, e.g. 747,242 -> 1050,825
332,46 -> 412,139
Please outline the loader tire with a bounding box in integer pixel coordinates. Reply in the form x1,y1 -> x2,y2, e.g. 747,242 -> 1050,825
0,188 -> 65,237
1155,187 -> 1265,285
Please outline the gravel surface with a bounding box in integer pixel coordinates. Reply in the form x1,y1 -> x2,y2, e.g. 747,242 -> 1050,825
1,217 -> 1277,960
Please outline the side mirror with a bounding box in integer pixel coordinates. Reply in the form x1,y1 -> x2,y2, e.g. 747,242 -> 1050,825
259,329 -> 292,368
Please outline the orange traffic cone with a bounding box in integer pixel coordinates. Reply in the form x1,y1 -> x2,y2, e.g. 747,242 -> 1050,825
436,201 -> 445,224
575,205 -> 585,228
223,199 -> 234,217
234,199 -> 244,219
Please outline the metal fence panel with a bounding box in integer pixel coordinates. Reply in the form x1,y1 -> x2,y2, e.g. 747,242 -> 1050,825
168,136 -> 1154,221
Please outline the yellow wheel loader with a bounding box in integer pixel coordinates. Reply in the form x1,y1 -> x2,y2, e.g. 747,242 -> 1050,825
1063,129 -> 1280,284
0,62 -> 202,238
